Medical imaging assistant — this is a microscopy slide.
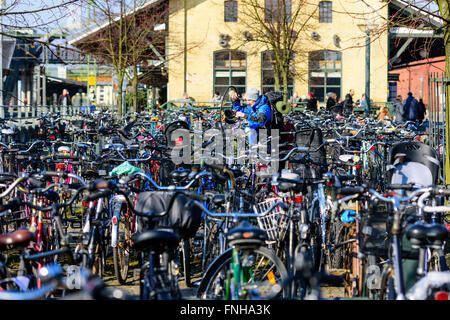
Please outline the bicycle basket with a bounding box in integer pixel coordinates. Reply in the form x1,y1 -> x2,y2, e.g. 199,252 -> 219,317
359,205 -> 389,257
253,197 -> 290,243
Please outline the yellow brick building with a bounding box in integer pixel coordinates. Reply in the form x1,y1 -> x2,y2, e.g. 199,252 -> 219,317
167,0 -> 389,104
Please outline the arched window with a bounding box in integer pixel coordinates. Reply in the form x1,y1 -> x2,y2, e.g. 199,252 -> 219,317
309,50 -> 341,102
261,50 -> 294,96
214,50 -> 246,96
224,0 -> 238,22
319,1 -> 332,23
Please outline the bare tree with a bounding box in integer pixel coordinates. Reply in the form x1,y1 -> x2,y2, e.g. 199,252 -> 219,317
235,0 -> 318,102
70,0 -> 168,115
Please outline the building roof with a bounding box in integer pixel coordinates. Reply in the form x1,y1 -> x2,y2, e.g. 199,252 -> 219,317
390,0 -> 443,28
68,0 -> 164,46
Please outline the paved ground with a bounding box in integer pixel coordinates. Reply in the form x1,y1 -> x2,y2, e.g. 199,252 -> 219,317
102,258 -> 345,300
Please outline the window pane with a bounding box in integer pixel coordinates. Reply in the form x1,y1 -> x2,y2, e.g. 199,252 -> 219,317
230,52 -> 246,69
309,50 -> 342,102
319,1 -> 332,23
262,51 -> 275,69
231,77 -> 246,85
261,50 -> 294,92
215,76 -> 230,85
214,51 -> 230,69
265,0 -> 292,23
224,1 -> 238,22
310,77 -> 324,86
327,77 -> 341,85
215,51 -> 246,96
262,70 -> 275,85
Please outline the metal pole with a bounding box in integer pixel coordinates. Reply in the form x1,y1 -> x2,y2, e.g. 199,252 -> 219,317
365,30 -> 370,117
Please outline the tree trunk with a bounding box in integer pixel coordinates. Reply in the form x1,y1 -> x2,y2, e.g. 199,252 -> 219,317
281,64 -> 289,104
117,74 -> 124,116
274,63 -> 281,91
132,65 -> 138,113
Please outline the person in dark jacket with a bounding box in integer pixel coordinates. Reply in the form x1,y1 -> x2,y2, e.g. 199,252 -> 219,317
326,92 -> 337,110
343,89 -> 355,115
418,98 -> 426,123
306,92 -> 318,112
403,92 -> 420,121
57,89 -> 72,106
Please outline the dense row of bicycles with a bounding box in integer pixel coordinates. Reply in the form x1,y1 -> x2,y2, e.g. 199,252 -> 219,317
0,89 -> 448,300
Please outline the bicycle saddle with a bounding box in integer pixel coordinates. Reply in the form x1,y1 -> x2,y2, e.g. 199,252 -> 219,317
170,167 -> 191,181
226,221 -> 267,249
406,223 -> 449,249
212,194 -> 226,206
0,229 -> 36,251
426,224 -> 449,248
132,229 -> 180,253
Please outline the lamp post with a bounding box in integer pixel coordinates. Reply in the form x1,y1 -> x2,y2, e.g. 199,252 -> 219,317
358,24 -> 378,118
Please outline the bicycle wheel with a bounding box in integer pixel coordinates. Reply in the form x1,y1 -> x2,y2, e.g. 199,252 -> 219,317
113,210 -> 132,284
180,239 -> 191,287
196,246 -> 288,299
328,220 -> 345,270
92,242 -> 105,278
202,219 -> 222,272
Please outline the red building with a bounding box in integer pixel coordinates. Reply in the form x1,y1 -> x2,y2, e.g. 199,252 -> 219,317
388,56 -> 445,110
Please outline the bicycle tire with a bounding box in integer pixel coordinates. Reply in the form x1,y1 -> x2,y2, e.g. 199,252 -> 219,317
329,219 -> 345,269
181,239 -> 191,287
113,210 -> 132,284
196,246 -> 288,299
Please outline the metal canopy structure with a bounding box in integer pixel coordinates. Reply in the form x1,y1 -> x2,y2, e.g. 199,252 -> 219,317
388,0 -> 444,70
68,0 -> 168,68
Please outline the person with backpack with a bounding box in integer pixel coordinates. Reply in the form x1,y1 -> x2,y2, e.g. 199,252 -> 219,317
231,88 -> 272,145
403,92 -> 420,122
232,88 -> 272,129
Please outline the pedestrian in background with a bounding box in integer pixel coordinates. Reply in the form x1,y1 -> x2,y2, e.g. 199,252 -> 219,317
393,95 -> 405,124
343,89 -> 356,115
418,98 -> 426,124
377,106 -> 392,124
403,92 -> 420,122
58,89 -> 71,106
326,92 -> 337,110
306,92 -> 318,112
212,91 -> 221,106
